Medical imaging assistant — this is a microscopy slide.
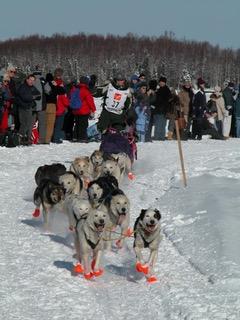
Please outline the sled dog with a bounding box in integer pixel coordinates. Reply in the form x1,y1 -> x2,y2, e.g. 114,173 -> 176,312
87,175 -> 118,208
59,171 -> 83,196
90,150 -> 104,179
69,157 -> 92,187
33,179 -> 65,227
34,163 -> 66,186
105,189 -> 131,250
101,157 -> 122,184
77,207 -> 109,279
133,208 -> 162,283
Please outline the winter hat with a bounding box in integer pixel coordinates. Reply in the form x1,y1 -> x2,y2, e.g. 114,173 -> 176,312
3,73 -> 10,81
138,81 -> 147,88
45,72 -> 54,82
54,67 -> 63,78
115,73 -> 125,81
131,74 -> 139,81
197,77 -> 205,86
214,86 -> 221,96
80,75 -> 90,85
159,76 -> 167,83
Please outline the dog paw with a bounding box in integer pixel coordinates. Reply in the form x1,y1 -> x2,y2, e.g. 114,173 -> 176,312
73,263 -> 84,274
32,208 -> 40,218
146,275 -> 158,283
135,262 -> 149,274
93,269 -> 104,277
84,272 -> 94,280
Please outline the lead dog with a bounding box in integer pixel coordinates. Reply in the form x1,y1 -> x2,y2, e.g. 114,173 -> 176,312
105,189 -> 131,250
133,208 -> 162,283
33,179 -> 65,227
77,207 -> 109,279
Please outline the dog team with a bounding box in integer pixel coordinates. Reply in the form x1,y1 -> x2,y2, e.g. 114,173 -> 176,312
32,149 -> 162,283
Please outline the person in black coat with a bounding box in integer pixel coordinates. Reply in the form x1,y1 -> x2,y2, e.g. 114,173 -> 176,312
152,76 -> 172,140
16,74 -> 41,145
191,78 -> 207,140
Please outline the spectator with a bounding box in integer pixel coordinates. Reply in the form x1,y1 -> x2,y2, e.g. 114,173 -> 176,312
152,76 -> 171,140
214,86 -> 227,135
16,74 -> 41,145
32,66 -> 47,144
192,77 -> 207,140
222,81 -> 235,138
71,76 -> 96,142
0,74 -> 13,133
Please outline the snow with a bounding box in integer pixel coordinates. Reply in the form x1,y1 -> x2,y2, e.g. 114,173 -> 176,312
1,138 -> 240,320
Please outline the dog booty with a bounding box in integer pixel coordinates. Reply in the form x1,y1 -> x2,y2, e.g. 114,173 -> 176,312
135,262 -> 149,274
93,269 -> 104,277
128,172 -> 136,180
32,208 -> 40,218
84,272 -> 94,280
73,263 -> 84,274
146,275 -> 158,284
124,227 -> 133,237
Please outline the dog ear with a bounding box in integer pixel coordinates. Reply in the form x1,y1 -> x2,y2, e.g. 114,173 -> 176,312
84,156 -> 90,162
139,209 -> 147,220
154,209 -> 161,220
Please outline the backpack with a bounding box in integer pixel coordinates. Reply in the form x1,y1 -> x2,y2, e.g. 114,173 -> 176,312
70,87 -> 82,110
1,130 -> 21,148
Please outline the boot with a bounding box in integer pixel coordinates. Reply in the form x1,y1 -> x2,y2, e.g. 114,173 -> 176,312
167,131 -> 173,140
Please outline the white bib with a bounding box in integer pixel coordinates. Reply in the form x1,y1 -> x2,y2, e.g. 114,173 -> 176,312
105,84 -> 130,115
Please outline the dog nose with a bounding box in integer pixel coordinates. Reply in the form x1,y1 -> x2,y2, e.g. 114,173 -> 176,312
99,219 -> 104,224
150,220 -> 155,225
93,193 -> 97,198
122,208 -> 126,212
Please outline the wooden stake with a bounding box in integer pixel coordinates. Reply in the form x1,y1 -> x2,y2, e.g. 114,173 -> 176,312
175,120 -> 187,187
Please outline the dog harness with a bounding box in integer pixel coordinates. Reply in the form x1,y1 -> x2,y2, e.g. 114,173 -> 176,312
134,225 -> 158,248
83,231 -> 100,250
73,210 -> 88,229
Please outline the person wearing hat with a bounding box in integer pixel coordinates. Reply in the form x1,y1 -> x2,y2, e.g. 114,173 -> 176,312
71,75 -> 96,142
152,76 -> 171,140
178,80 -> 194,139
97,72 -> 134,133
222,81 -> 235,138
129,74 -> 139,94
0,74 -> 13,134
213,86 -> 227,136
234,85 -> 240,138
191,77 -> 207,140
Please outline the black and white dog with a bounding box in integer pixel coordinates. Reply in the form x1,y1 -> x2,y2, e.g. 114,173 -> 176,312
33,179 -> 65,227
87,175 -> 118,209
34,163 -> 66,186
133,208 -> 162,283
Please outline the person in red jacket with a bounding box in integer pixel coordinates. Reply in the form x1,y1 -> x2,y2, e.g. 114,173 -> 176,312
72,76 -> 96,142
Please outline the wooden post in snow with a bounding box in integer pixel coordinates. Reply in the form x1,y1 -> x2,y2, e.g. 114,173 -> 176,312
175,119 -> 187,187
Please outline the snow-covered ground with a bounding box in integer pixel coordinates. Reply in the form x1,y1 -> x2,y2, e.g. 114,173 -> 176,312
0,138 -> 240,320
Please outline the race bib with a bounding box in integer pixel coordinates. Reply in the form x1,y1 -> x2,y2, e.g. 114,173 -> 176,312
105,84 -> 130,114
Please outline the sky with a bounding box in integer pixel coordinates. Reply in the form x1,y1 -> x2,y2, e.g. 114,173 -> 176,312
0,0 -> 239,50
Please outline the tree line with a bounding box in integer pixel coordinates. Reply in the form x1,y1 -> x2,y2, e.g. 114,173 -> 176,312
0,32 -> 239,87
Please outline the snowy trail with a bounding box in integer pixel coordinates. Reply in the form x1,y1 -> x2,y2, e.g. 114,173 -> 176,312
0,140 -> 240,319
